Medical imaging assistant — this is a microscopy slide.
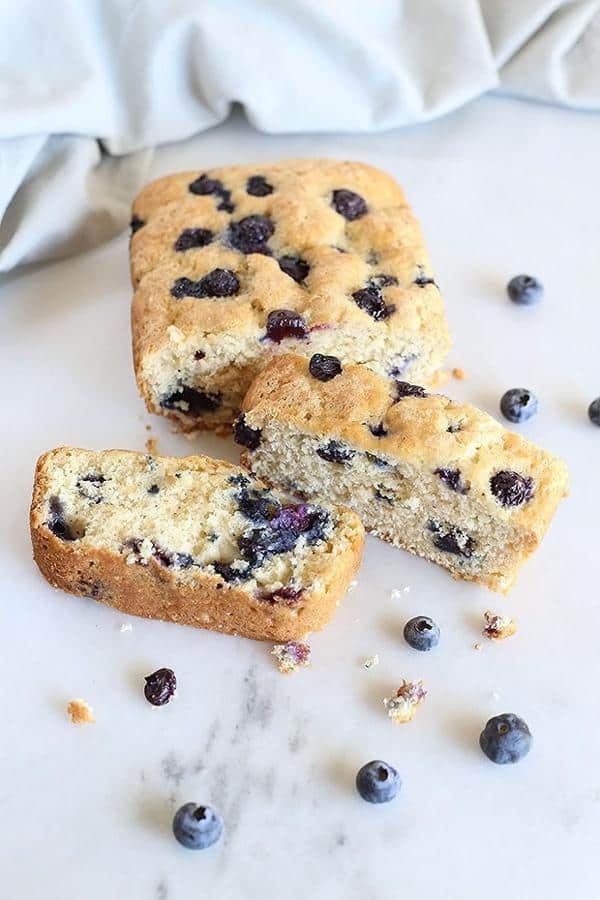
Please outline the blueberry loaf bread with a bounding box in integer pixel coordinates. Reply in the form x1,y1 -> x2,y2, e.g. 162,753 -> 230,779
130,159 -> 450,432
238,355 -> 569,593
30,448 -> 364,641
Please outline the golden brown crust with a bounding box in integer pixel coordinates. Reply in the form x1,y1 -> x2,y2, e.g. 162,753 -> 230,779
30,448 -> 364,642
129,158 -> 451,431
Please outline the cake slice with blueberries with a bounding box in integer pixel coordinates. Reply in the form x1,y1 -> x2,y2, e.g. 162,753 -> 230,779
237,354 -> 568,593
30,448 -> 364,641
130,159 -> 450,432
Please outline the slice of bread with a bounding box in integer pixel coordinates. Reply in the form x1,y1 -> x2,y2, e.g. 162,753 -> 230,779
30,447 -> 364,641
238,354 -> 568,593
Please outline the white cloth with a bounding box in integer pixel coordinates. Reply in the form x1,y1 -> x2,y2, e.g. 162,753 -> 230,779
1,0 -> 598,272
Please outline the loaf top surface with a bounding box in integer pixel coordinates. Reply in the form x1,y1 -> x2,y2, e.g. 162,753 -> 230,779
130,158 -> 449,365
241,354 -> 569,537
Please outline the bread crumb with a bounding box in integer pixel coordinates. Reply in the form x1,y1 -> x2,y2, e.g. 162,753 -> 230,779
271,640 -> 311,673
483,610 -> 517,641
145,424 -> 152,432
145,437 -> 158,455
167,324 -> 185,343
120,623 -> 133,633
67,699 -> 95,724
363,654 -> 380,669
383,679 -> 427,723
452,367 -> 467,380
390,585 -> 411,601
347,579 -> 358,593
473,642 -> 482,651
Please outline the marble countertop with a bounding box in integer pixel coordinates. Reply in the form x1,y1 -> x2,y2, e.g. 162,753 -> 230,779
2,95 -> 599,900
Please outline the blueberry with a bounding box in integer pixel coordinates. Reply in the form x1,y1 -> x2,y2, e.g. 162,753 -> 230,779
370,274 -> 398,289
332,189 -> 368,221
316,441 -> 355,464
355,760 -> 401,804
368,421 -> 388,438
233,414 -> 262,450
434,467 -> 468,494
507,275 -> 543,306
246,175 -> 273,197
265,309 -> 309,342
428,521 -> 475,558
414,272 -> 436,287
170,269 -> 240,299
46,496 -> 79,541
403,616 -> 440,651
144,668 -> 176,706
147,484 -> 160,494
352,286 -> 394,321
188,174 -> 234,212
278,255 -> 310,284
394,381 -> 427,400
160,386 -> 222,416
588,397 -> 600,426
309,353 -> 342,381
479,713 -> 532,764
236,488 -> 281,523
172,803 -> 224,850
152,546 -> 194,570
490,470 -> 534,507
260,586 -> 303,605
193,349 -> 206,360
500,388 -> 538,423
130,215 -> 144,235
173,228 -> 214,252
227,215 -> 274,254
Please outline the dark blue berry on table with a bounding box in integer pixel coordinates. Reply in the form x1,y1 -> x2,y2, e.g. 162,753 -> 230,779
500,388 -> 538,423
403,616 -> 440,651
588,397 -> 600,426
143,668 -> 177,706
356,760 -> 401,804
172,803 -> 224,849
479,713 -> 532,764
507,274 -> 543,306
309,353 -> 342,382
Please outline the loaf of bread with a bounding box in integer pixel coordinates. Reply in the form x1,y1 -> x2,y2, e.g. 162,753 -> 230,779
30,447 -> 364,640
238,354 -> 569,593
130,158 -> 450,432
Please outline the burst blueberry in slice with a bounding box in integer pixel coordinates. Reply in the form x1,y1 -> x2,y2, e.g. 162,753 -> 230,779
173,228 -> 214,252
490,471 -> 534,507
428,521 -> 475,557
355,760 -> 401,804
507,275 -> 543,306
332,189 -> 368,221
500,388 -> 538,424
46,496 -> 80,541
435,467 -> 468,494
309,353 -> 342,382
233,415 -> 262,450
160,386 -> 222,416
352,286 -> 394,321
278,255 -> 310,283
172,803 -> 224,849
403,616 -> 440,651
479,713 -> 532,764
130,215 -> 144,235
316,441 -> 355,464
144,668 -> 177,706
265,309 -> 309,342
246,175 -> 273,196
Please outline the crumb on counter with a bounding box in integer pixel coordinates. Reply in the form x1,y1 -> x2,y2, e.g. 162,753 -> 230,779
120,622 -> 133,633
483,610 -> 517,641
473,642 -> 482,651
67,699 -> 95,724
390,585 -> 411,601
271,640 -> 311,674
452,367 -> 467,380
383,679 -> 427,723
347,579 -> 358,593
363,654 -> 380,669
145,436 -> 159,455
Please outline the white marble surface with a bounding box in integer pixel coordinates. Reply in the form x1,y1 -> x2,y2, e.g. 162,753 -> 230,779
2,96 -> 600,900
